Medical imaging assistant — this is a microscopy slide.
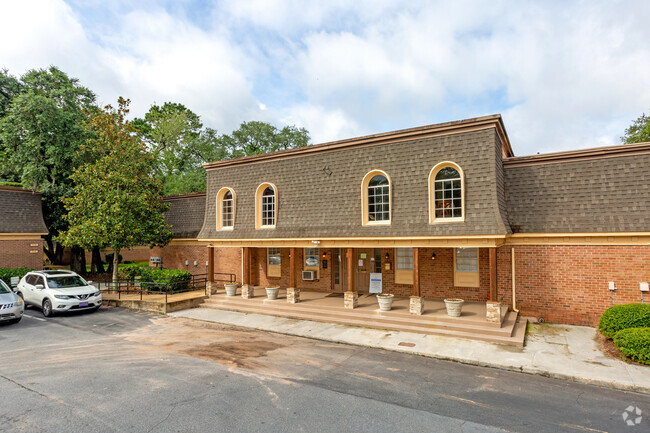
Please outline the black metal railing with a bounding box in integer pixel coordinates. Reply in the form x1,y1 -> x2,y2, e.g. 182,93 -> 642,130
100,272 -> 236,302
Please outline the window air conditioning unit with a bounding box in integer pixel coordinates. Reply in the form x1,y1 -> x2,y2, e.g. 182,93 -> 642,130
302,270 -> 317,281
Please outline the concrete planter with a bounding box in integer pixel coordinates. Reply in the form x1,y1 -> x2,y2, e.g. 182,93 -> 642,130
265,287 -> 280,300
444,298 -> 464,317
225,283 -> 238,296
376,293 -> 394,311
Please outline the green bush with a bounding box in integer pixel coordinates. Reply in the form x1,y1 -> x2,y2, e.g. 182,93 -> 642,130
613,327 -> 650,365
117,264 -> 192,291
598,303 -> 650,338
0,267 -> 34,286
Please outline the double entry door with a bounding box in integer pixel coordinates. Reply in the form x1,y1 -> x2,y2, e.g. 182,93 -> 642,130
331,248 -> 382,293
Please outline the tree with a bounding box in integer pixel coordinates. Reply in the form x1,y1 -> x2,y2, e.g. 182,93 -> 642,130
225,121 -> 310,158
0,66 -> 97,268
58,98 -> 173,282
132,102 -> 203,177
622,110 -> 650,144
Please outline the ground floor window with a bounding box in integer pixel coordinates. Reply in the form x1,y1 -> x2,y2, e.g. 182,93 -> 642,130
395,248 -> 413,285
267,248 -> 281,278
304,247 -> 319,278
454,247 -> 479,287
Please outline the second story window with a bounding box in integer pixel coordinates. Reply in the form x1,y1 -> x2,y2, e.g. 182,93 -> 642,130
222,191 -> 233,228
262,186 -> 275,226
216,187 -> 236,231
256,182 -> 277,229
429,162 -> 464,223
361,170 -> 391,226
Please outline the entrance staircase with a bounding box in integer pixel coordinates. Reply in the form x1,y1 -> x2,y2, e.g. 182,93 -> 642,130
198,290 -> 527,346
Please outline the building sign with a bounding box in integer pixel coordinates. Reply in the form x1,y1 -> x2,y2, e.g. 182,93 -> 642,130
322,259 -> 328,269
360,253 -> 367,259
29,250 -> 39,254
369,273 -> 382,293
30,243 -> 39,247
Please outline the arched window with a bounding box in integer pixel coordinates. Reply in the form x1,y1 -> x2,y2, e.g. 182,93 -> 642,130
255,183 -> 277,229
361,170 -> 391,225
216,187 -> 236,230
429,162 -> 464,223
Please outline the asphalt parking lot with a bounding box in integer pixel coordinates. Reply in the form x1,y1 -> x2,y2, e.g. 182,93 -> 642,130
1,306 -> 648,433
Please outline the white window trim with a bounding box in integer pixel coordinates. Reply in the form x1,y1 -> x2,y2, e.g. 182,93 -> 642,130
255,182 -> 278,229
361,169 -> 392,226
428,161 -> 465,224
216,187 -> 236,231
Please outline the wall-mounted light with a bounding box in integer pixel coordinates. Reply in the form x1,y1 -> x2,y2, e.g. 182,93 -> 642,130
193,261 -> 198,267
385,252 -> 390,260
431,253 -> 436,260
322,251 -> 327,258
185,260 -> 189,266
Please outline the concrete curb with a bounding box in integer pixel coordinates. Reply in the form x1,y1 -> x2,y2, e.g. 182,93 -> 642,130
167,309 -> 650,395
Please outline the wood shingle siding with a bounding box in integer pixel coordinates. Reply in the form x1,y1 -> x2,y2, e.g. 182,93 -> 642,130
0,186 -> 48,234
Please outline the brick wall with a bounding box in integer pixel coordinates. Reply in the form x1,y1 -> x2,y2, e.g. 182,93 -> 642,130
0,239 -> 44,269
99,245 -> 209,276
253,247 -> 333,291
497,245 -> 650,326
381,248 -> 490,300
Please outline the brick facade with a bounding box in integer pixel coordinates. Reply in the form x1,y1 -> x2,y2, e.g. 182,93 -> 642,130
497,245 -> 650,326
0,239 -> 44,269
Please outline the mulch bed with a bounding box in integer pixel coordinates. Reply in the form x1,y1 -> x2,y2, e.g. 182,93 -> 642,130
596,332 -> 647,367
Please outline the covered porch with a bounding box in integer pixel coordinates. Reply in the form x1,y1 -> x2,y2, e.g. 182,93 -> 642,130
203,243 -> 525,345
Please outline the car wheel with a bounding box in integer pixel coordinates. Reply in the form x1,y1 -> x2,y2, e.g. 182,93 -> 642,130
42,299 -> 53,317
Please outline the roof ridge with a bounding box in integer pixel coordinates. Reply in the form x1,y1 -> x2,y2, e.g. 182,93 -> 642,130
504,141 -> 650,167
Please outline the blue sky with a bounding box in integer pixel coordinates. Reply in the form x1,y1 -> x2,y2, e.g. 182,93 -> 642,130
2,0 -> 650,156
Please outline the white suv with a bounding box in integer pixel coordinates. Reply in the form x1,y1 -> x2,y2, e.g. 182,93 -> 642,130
17,270 -> 102,317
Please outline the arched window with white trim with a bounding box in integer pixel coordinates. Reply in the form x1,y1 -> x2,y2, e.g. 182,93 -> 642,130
255,182 -> 277,229
216,187 -> 236,230
361,170 -> 391,225
429,162 -> 464,223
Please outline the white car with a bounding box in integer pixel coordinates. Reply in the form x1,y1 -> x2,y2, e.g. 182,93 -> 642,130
0,278 -> 24,324
17,270 -> 102,317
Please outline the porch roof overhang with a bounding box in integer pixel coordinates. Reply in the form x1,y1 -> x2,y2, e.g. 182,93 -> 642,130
198,235 -> 507,248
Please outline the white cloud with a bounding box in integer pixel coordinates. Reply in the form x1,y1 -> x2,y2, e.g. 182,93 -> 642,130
1,0 -> 650,156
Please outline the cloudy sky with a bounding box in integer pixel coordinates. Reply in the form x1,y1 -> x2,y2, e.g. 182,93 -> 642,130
2,0 -> 649,156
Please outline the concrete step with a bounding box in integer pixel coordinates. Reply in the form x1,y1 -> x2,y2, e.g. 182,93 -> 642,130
202,296 -> 517,336
198,299 -> 524,346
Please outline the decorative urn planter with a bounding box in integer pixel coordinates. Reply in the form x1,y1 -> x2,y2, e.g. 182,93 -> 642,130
225,283 -> 238,296
444,298 -> 464,317
265,286 -> 280,300
376,293 -> 395,311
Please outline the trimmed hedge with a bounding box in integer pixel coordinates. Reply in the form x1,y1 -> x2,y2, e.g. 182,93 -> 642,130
117,264 -> 192,291
613,327 -> 650,365
0,267 -> 34,286
598,303 -> 650,337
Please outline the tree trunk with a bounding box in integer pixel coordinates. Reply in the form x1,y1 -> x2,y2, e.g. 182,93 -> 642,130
70,246 -> 86,275
44,235 -> 56,264
91,247 -> 105,273
54,243 -> 64,265
112,249 -> 120,283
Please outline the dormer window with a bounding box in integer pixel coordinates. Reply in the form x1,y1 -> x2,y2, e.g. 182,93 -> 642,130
429,162 -> 465,223
216,187 -> 236,230
361,170 -> 391,225
256,182 -> 277,229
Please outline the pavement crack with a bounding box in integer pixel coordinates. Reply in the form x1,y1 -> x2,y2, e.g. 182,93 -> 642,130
0,373 -> 63,404
146,403 -> 176,433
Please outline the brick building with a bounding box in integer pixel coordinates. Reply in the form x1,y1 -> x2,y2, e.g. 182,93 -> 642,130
138,115 -> 650,327
0,186 -> 48,269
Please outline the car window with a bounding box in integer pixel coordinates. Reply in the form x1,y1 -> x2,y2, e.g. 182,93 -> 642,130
46,276 -> 87,288
25,275 -> 36,285
34,276 -> 45,286
0,280 -> 10,293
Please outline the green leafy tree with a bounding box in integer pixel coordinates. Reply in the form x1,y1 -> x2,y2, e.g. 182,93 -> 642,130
225,121 -> 310,158
0,66 -> 97,267
132,102 -> 203,176
58,98 -> 173,282
622,110 -> 650,144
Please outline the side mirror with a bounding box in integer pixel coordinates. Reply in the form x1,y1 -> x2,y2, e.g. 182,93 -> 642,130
87,280 -> 93,285
35,284 -> 44,290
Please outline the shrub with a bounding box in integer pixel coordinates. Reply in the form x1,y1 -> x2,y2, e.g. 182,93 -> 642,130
117,264 -> 192,292
598,303 -> 650,338
613,327 -> 650,365
0,267 -> 34,286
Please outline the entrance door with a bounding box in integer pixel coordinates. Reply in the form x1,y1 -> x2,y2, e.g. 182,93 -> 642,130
331,248 -> 348,292
355,249 -> 376,293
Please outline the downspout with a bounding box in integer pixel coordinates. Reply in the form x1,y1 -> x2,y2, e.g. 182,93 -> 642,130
511,247 -> 519,312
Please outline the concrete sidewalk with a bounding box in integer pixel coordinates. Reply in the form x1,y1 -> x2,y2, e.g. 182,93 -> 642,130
168,308 -> 650,394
